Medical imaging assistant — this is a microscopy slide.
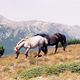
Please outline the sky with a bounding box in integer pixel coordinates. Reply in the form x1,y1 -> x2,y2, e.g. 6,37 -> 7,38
0,0 -> 80,25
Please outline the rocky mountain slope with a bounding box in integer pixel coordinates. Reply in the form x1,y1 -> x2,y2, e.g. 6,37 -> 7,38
0,15 -> 80,54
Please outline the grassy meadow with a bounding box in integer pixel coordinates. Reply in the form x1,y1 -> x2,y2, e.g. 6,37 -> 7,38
0,40 -> 80,80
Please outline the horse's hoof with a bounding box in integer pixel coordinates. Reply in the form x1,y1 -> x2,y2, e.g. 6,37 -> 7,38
54,52 -> 56,54
34,55 -> 37,57
15,57 -> 18,59
38,54 -> 42,57
25,54 -> 28,58
44,54 -> 47,56
25,56 -> 28,58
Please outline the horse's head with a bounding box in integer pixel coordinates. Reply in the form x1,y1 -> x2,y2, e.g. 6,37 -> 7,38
14,39 -> 25,59
14,46 -> 20,54
14,47 -> 18,52
14,47 -> 20,59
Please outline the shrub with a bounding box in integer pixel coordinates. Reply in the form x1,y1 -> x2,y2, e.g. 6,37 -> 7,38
19,67 -> 44,79
67,39 -> 80,45
67,62 -> 80,73
58,39 -> 80,48
19,61 -> 80,79
0,46 -> 4,57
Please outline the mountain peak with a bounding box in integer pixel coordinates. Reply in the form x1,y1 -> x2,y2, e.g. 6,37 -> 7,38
0,15 -> 6,21
0,15 -> 13,24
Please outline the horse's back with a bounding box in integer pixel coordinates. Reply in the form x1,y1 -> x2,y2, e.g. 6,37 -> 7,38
25,36 -> 47,47
29,36 -> 43,41
34,33 -> 49,39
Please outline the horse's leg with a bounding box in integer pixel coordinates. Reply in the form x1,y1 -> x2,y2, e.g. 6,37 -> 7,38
24,47 -> 30,58
63,45 -> 66,51
37,46 -> 42,57
61,41 -> 65,51
41,46 -> 48,56
54,43 -> 58,53
34,45 -> 43,57
44,46 -> 48,56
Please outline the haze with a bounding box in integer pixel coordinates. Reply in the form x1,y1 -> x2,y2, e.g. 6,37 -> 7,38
0,0 -> 80,25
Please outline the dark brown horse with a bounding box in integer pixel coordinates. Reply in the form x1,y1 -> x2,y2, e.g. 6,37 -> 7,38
35,33 -> 67,54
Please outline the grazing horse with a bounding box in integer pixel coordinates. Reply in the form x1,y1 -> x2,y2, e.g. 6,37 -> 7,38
35,33 -> 67,53
14,35 -> 48,59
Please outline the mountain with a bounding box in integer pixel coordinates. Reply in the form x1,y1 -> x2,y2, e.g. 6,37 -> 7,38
0,15 -> 80,54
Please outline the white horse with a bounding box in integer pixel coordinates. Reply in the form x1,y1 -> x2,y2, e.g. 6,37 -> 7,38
14,35 -> 48,59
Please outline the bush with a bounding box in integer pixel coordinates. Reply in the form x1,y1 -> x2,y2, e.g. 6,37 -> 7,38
19,67 -> 44,79
67,39 -> 80,45
19,61 -> 80,79
0,46 -> 4,57
67,62 -> 80,73
58,39 -> 80,48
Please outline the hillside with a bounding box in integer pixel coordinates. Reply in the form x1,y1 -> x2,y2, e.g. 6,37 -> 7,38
0,44 -> 80,80
0,15 -> 80,54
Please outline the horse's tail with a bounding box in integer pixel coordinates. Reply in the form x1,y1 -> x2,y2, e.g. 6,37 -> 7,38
43,38 -> 48,47
62,34 -> 67,50
55,33 -> 67,51
63,34 -> 67,45
56,33 -> 67,46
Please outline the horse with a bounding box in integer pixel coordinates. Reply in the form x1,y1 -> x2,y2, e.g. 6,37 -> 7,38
14,35 -> 48,59
35,33 -> 67,53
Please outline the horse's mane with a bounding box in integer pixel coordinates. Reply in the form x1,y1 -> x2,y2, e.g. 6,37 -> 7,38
17,38 -> 25,45
17,36 -> 30,45
34,33 -> 49,39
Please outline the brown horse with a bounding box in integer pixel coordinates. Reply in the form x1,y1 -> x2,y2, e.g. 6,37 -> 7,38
35,33 -> 67,53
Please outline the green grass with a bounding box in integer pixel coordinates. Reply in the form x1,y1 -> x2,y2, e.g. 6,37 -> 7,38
19,61 -> 80,79
67,39 -> 80,45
